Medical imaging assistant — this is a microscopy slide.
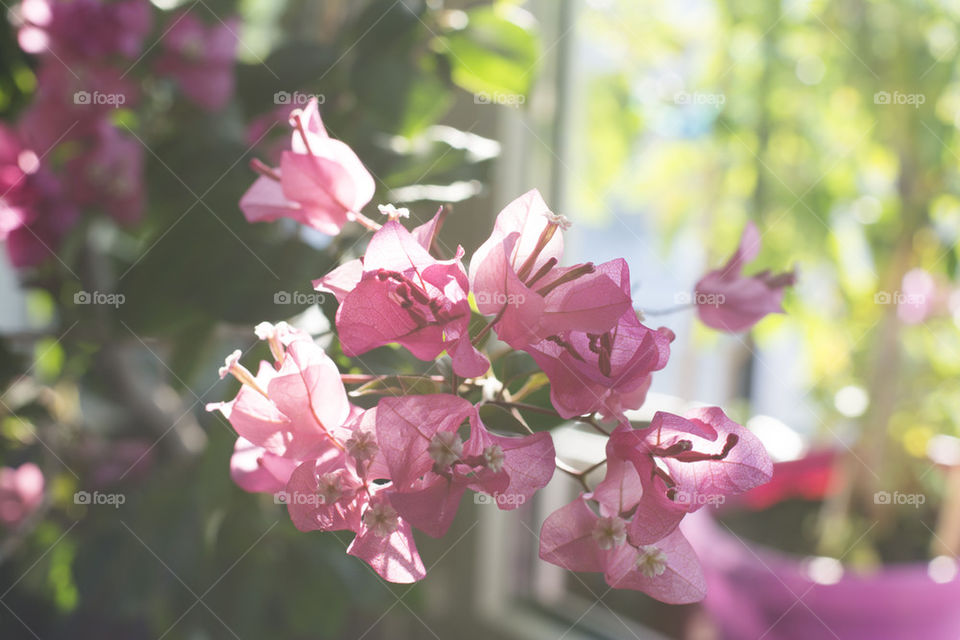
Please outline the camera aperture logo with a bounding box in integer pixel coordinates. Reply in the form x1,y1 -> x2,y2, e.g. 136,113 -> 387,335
674,91 -> 726,108
74,290 -> 125,308
873,490 -> 925,508
474,91 -> 525,108
675,291 -> 725,307
274,291 -> 326,305
74,490 -> 126,508
274,490 -> 329,506
273,91 -> 326,106
473,492 -> 525,507
73,91 -> 127,107
673,490 -> 725,507
874,290 -> 925,306
873,91 -> 925,108
475,291 -> 526,308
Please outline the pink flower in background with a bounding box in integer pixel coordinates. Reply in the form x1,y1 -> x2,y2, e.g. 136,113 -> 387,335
16,0 -> 152,60
0,463 -> 44,527
539,496 -> 706,604
375,395 -> 554,537
527,259 -> 673,420
695,221 -> 796,332
316,215 -> 488,377
0,128 -> 78,267
66,123 -> 144,225
241,98 -> 375,235
155,11 -> 238,111
18,62 -> 138,150
469,189 -> 631,348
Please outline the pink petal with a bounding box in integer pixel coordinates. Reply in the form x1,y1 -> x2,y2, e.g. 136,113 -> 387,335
388,477 -> 467,538
603,529 -> 706,604
538,497 -> 605,573
347,506 -> 426,583
312,258 -> 363,303
375,395 -> 474,489
285,455 -> 361,532
230,437 -> 299,493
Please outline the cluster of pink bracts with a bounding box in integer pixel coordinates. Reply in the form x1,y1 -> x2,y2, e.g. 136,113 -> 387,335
0,0 -> 237,267
213,98 -> 793,603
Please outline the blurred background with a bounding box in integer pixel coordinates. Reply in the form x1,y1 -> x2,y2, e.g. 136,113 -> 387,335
2,0 -> 960,638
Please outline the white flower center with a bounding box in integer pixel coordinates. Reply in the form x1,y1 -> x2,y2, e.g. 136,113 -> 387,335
362,503 -> 399,537
316,472 -> 344,504
483,444 -> 505,473
636,545 -> 668,578
591,516 -> 627,550
428,432 -> 463,468
377,203 -> 410,220
346,430 -> 379,463
542,211 -> 572,230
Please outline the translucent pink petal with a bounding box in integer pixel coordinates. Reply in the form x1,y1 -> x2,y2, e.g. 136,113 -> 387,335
538,497 -> 605,573
603,529 -> 706,604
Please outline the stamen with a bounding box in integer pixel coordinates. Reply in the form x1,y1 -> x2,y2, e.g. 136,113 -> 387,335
250,158 -> 281,182
291,112 -> 314,157
377,203 -> 410,221
525,257 -> 558,287
516,223 -> 563,282
546,335 -> 586,362
219,350 -> 269,397
536,262 -> 596,297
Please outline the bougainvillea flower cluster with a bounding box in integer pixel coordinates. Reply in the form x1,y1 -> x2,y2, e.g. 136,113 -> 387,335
214,100 -> 792,603
2,1 -> 239,267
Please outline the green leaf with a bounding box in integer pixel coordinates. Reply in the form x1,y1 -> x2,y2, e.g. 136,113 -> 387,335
440,6 -> 540,99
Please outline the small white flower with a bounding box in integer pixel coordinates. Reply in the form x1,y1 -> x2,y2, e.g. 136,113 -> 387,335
428,431 -> 463,468
377,203 -> 410,219
362,502 -> 399,537
483,444 -> 505,473
316,472 -> 344,504
218,349 -> 243,379
346,430 -> 379,463
542,211 -> 572,230
636,545 -> 668,578
591,516 -> 628,550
